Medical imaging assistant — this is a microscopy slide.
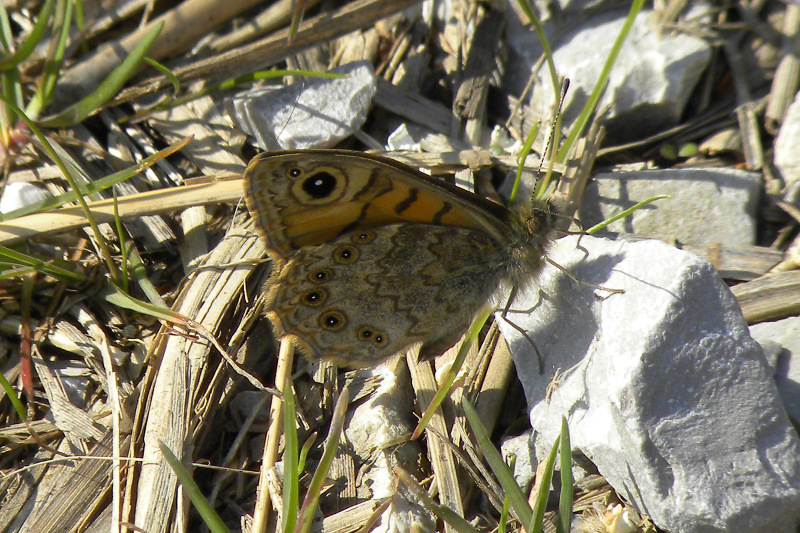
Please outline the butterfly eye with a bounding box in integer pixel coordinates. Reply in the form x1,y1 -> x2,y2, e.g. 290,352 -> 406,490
301,289 -> 327,306
320,310 -> 346,331
333,245 -> 359,264
357,327 -> 387,346
308,269 -> 332,283
351,231 -> 376,244
302,171 -> 337,199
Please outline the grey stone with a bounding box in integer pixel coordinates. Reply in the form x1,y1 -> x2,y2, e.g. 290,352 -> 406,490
226,60 -> 377,150
500,431 -> 536,491
750,317 -> 800,424
505,5 -> 712,142
774,91 -> 800,188
0,181 -> 51,214
496,235 -> 800,533
578,167 -> 761,247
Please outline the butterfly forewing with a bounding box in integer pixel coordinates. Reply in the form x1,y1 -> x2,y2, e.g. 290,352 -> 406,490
244,150 -> 517,258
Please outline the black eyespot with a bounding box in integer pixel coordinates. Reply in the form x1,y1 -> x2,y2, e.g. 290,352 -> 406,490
333,245 -> 359,264
289,167 -> 302,178
302,171 -> 337,199
358,327 -> 387,346
301,289 -> 326,306
352,230 -> 376,244
320,310 -> 346,331
308,269 -> 332,283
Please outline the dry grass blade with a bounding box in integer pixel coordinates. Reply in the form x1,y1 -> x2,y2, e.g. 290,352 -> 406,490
0,176 -> 241,246
127,220 -> 267,530
110,0 -> 423,106
731,270 -> 800,324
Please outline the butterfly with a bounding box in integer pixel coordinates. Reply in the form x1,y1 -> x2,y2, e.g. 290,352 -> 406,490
243,149 -> 557,367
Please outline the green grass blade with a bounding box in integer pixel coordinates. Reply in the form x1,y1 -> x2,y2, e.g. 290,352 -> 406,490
294,385 -> 350,533
2,96 -> 121,281
556,417 -> 573,533
0,135 -> 191,222
498,455 -> 515,533
0,0 -> 56,70
0,370 -> 26,421
0,245 -> 86,283
394,466 -> 479,533
97,280 -> 182,323
159,441 -> 230,533
514,0 -> 559,99
123,69 -> 342,123
36,21 -> 164,127
529,434 -> 559,533
282,378 -> 300,533
412,305 -> 493,439
298,432 -> 316,475
26,0 -> 72,119
557,0 -> 645,162
586,195 -> 670,234
0,0 -> 13,52
463,398 -> 533,528
509,121 -> 540,204
143,57 -> 181,94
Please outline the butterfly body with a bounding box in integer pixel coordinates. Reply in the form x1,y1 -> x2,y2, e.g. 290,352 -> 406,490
244,150 -> 555,366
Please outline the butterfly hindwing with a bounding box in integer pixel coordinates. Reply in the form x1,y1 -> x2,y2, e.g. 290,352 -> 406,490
264,223 -> 508,366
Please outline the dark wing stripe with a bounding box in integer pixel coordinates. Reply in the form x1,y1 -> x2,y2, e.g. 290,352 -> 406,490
395,187 -> 418,215
352,166 -> 380,200
339,203 -> 371,235
432,202 -> 453,224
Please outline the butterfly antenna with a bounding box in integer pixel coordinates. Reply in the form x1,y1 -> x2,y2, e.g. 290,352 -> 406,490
531,79 -> 570,203
276,78 -> 306,143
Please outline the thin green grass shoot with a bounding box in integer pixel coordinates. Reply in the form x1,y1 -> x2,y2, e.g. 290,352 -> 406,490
159,441 -> 231,533
529,431 -> 559,533
0,370 -> 25,421
394,466 -> 478,533
25,0 -> 72,120
556,417 -> 573,533
294,384 -> 351,533
557,0 -> 646,162
0,245 -> 86,283
0,135 -> 191,222
586,195 -> 671,234
282,377 -> 300,533
463,398 -> 533,528
498,455 -> 515,533
412,304 -> 493,439
0,0 -> 55,70
122,69 -> 344,124
35,21 -> 164,127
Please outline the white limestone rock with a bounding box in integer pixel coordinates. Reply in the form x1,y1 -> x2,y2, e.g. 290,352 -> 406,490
497,235 -> 800,533
226,60 -> 377,150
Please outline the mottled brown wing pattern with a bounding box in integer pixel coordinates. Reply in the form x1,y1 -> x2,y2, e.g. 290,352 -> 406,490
263,223 -> 509,366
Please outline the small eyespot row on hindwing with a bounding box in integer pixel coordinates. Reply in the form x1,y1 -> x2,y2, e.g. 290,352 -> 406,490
333,245 -> 359,264
308,269 -> 333,283
357,326 -> 386,347
351,230 -> 376,244
301,288 -> 327,307
320,310 -> 346,331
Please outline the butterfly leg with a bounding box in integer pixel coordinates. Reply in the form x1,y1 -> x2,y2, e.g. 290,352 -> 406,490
499,287 -> 544,374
